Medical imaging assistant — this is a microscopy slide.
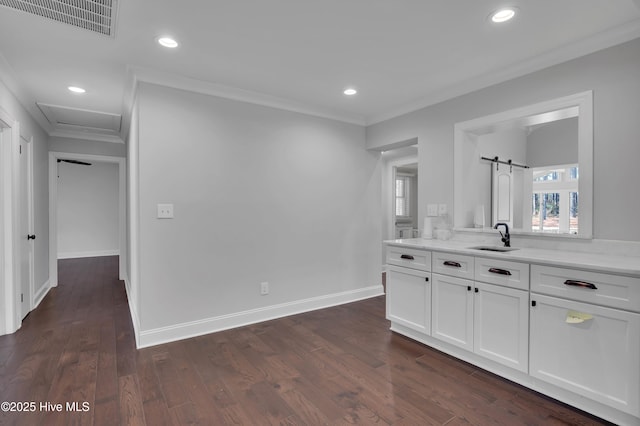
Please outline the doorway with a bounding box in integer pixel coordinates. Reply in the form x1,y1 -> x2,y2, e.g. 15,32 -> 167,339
381,143 -> 418,265
49,152 -> 126,286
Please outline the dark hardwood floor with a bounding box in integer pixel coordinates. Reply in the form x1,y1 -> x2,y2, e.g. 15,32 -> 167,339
0,256 -> 612,425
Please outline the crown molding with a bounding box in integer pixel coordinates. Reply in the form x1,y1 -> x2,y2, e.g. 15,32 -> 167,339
127,66 -> 367,126
49,128 -> 124,144
367,19 -> 640,125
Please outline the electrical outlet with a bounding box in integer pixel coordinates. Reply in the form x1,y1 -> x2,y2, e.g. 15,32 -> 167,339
157,203 -> 174,219
427,204 -> 438,217
260,282 -> 269,295
438,204 -> 447,215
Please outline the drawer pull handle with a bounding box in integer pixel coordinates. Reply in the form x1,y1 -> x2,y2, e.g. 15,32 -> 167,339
488,267 -> 512,276
443,261 -> 461,268
400,254 -> 415,260
564,280 -> 597,290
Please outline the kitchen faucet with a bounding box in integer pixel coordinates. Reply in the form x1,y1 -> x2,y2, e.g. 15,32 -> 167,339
494,223 -> 510,247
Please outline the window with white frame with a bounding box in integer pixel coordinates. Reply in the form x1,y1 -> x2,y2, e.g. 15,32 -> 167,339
395,174 -> 411,218
531,164 -> 578,234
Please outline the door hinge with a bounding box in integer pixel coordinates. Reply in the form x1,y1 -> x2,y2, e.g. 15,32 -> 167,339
21,293 -> 24,303
19,145 -> 22,154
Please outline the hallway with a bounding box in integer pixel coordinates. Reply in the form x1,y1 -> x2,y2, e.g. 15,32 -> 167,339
0,257 -> 611,425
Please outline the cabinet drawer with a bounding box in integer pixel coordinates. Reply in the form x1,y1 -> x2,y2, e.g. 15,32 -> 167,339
386,246 -> 431,272
432,251 -> 474,280
531,265 -> 640,312
475,257 -> 530,291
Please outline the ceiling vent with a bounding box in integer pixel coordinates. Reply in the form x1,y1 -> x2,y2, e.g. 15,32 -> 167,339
0,0 -> 118,36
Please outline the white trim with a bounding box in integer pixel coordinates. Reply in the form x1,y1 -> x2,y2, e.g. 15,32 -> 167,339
19,135 -> 35,318
126,97 -> 140,348
49,152 -> 127,287
454,91 -> 593,239
0,107 -> 20,335
127,65 -> 367,126
138,285 -> 385,349
49,128 -> 124,144
367,19 -> 640,125
57,250 -> 120,259
32,279 -> 50,310
123,274 -> 140,348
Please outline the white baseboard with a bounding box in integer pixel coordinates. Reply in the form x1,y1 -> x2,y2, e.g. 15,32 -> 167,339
123,275 -> 141,349
33,279 -> 51,309
138,284 -> 385,349
58,249 -> 119,259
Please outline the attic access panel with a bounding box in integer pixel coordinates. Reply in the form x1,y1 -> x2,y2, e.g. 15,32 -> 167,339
37,102 -> 122,136
0,0 -> 118,36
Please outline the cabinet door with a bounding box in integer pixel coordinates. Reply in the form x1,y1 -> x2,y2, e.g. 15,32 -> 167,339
530,294 -> 640,416
431,273 -> 473,351
386,265 -> 431,335
474,282 -> 529,372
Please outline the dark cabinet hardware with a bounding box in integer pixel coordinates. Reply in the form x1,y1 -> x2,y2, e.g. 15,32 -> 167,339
443,261 -> 461,268
27,234 -> 36,240
400,254 -> 415,260
474,288 -> 479,293
488,267 -> 511,276
425,277 -> 429,282
564,279 -> 597,290
467,285 -> 471,291
531,300 -> 537,307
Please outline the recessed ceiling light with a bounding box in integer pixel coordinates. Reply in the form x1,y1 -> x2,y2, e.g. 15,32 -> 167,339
68,86 -> 86,94
491,8 -> 516,23
343,88 -> 357,96
158,37 -> 179,48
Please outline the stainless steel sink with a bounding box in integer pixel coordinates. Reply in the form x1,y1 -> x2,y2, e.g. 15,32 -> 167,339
468,246 -> 519,252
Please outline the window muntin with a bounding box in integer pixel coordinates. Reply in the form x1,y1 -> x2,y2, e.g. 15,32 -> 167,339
531,164 -> 578,234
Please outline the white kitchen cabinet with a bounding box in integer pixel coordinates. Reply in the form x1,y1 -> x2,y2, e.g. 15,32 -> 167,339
385,241 -> 640,425
431,273 -> 529,372
431,253 -> 530,372
431,273 -> 474,351
530,293 -> 640,417
386,265 -> 431,335
473,281 -> 529,372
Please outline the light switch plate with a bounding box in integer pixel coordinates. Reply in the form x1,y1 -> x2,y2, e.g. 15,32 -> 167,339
427,204 -> 438,217
438,204 -> 447,215
157,203 -> 174,219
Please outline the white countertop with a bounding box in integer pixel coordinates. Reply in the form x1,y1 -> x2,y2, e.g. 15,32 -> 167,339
385,238 -> 640,276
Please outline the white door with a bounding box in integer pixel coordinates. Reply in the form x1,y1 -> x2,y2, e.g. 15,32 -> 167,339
431,273 -> 474,351
473,282 -> 529,372
530,294 -> 640,416
19,138 -> 33,319
492,165 -> 513,227
386,265 -> 431,335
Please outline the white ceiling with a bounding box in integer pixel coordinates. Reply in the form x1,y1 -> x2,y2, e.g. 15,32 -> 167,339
1,0 -> 640,144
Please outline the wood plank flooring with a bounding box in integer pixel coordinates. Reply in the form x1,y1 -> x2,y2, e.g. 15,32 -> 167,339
0,256 -> 613,425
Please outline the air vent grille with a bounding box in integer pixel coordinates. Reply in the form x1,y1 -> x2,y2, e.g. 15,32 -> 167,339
0,0 -> 117,36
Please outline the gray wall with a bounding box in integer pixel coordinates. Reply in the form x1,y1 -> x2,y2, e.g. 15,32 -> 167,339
135,82 -> 382,333
527,117 -> 578,168
57,161 -> 119,258
366,38 -> 640,242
